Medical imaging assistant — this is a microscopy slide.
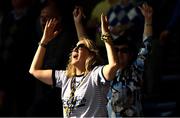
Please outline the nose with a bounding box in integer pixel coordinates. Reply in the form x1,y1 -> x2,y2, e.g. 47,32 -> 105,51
73,46 -> 78,52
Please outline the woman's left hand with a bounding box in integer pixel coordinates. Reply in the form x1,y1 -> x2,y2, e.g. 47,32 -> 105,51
41,18 -> 60,44
101,13 -> 110,34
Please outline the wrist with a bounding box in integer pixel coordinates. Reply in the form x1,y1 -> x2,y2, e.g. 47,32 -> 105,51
145,23 -> 152,26
101,33 -> 112,42
145,20 -> 152,25
38,41 -> 48,48
102,32 -> 110,36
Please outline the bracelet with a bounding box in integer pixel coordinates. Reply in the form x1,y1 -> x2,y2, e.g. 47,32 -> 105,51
38,42 -> 48,48
101,33 -> 112,42
145,23 -> 152,26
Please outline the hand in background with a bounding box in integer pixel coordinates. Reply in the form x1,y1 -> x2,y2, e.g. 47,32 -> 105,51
73,6 -> 86,24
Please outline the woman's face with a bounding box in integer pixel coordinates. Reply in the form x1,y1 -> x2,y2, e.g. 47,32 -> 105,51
115,45 -> 132,68
71,40 -> 90,66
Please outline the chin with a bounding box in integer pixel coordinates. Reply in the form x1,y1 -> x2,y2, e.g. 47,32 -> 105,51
71,60 -> 78,65
119,62 -> 127,67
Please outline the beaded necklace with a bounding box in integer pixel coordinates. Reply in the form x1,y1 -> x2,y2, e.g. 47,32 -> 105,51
64,74 -> 85,117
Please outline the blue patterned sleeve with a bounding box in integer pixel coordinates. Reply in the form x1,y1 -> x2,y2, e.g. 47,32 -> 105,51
133,36 -> 152,71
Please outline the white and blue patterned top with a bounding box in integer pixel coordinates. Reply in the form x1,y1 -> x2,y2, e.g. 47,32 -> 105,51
107,35 -> 152,117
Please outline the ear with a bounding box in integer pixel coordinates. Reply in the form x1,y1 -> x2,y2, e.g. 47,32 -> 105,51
89,51 -> 96,57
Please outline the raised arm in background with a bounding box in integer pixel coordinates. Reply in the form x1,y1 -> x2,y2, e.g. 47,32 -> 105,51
73,6 -> 88,40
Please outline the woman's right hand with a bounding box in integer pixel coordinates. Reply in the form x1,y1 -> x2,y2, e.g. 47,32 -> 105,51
41,18 -> 60,44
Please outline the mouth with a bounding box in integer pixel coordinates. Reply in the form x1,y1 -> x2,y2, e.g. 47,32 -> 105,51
72,53 -> 78,59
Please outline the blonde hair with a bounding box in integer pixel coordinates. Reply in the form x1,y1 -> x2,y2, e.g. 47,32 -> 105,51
66,37 -> 102,78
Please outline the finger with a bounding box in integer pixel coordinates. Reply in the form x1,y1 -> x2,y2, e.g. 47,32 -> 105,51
48,19 -> 53,27
108,26 -> 111,31
51,18 -> 56,28
72,9 -> 76,16
101,13 -> 104,24
138,6 -> 144,14
78,7 -> 86,18
45,20 -> 49,28
82,12 -> 86,18
149,7 -> 153,13
44,19 -> 49,31
144,2 -> 148,8
138,6 -> 142,11
53,31 -> 59,38
105,15 -> 108,22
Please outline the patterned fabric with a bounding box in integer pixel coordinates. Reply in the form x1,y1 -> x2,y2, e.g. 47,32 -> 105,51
107,36 -> 152,117
107,2 -> 142,40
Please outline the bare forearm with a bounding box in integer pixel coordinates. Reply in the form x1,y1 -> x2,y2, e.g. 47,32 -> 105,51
73,6 -> 88,40
29,19 -> 59,85
74,22 -> 88,40
103,35 -> 118,67
102,34 -> 118,80
100,14 -> 118,80
143,22 -> 152,38
142,4 -> 153,38
29,40 -> 53,85
29,42 -> 46,73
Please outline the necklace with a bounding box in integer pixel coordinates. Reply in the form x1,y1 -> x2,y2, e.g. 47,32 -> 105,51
64,75 -> 85,117
75,72 -> 85,77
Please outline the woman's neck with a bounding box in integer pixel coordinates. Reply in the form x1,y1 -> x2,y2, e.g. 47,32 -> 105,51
75,67 -> 85,76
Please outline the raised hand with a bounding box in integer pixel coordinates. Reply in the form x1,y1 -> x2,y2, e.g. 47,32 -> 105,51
73,6 -> 86,24
73,6 -> 87,40
139,3 -> 153,38
101,13 -> 110,35
41,18 -> 60,44
139,3 -> 153,24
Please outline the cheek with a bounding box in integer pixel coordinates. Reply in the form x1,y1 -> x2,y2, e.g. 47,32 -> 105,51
118,53 -> 129,61
80,52 -> 89,61
80,54 -> 88,61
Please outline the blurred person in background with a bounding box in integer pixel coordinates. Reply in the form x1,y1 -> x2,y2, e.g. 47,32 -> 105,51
0,0 -> 38,116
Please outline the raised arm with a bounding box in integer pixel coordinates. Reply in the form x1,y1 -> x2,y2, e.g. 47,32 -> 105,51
101,14 -> 119,81
134,4 -> 153,70
29,18 -> 59,85
73,6 -> 88,40
139,3 -> 153,39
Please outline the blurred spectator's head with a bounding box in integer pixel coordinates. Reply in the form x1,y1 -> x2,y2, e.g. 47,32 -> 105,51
11,0 -> 31,9
40,0 -> 62,31
113,36 -> 137,68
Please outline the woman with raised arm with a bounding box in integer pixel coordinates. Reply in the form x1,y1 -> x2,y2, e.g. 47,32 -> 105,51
29,13 -> 118,117
107,3 -> 153,117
